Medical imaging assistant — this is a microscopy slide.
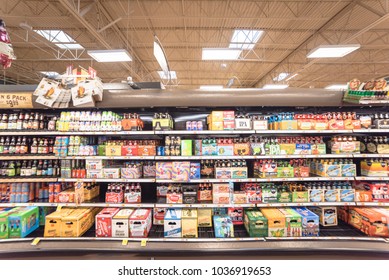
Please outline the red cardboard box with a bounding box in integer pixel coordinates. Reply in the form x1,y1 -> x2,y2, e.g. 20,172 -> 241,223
95,208 -> 120,237
105,191 -> 124,203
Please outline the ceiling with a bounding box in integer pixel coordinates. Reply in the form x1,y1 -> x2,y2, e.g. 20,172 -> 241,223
1,0 -> 389,89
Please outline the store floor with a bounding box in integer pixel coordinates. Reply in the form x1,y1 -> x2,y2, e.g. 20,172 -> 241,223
1,251 -> 388,260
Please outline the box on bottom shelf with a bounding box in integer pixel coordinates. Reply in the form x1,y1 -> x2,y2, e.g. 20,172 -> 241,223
213,215 -> 234,238
164,209 -> 182,238
244,210 -> 268,237
95,208 -> 121,237
310,207 -> 338,227
112,209 -> 134,238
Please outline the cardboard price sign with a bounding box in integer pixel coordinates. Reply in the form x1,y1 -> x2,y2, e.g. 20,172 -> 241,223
0,93 -> 33,108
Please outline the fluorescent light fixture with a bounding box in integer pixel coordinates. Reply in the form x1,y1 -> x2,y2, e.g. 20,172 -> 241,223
40,71 -> 60,78
33,29 -> 84,49
307,44 -> 360,58
229,29 -> 264,50
202,48 -> 241,60
87,49 -> 132,62
157,71 -> 177,79
273,72 -> 289,82
199,85 -> 223,90
154,37 -> 170,75
325,84 -> 348,90
263,84 -> 289,89
285,73 -> 299,81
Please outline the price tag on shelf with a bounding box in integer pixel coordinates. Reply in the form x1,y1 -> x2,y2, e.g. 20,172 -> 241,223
141,239 -> 147,247
122,239 -> 128,246
31,238 -> 40,246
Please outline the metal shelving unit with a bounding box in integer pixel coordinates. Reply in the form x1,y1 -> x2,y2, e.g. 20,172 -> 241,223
0,178 -> 58,183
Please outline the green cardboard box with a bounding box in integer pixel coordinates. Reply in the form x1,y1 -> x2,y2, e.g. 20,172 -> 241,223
181,140 -> 193,156
278,208 -> 303,237
292,191 -> 309,202
8,207 -> 40,238
244,210 -> 268,237
277,190 -> 292,203
0,207 -> 20,239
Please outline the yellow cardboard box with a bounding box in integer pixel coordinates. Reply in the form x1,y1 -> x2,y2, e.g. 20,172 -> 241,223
44,208 -> 75,237
197,208 -> 212,227
60,208 -> 96,237
182,209 -> 198,238
261,208 -> 287,237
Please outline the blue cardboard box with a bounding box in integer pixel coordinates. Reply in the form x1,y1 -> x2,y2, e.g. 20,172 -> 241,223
213,215 -> 234,238
292,207 -> 320,237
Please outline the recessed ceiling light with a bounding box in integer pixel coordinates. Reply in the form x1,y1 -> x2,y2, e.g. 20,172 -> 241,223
40,71 -> 60,78
157,71 -> 177,79
273,72 -> 289,82
199,85 -> 224,90
325,84 -> 348,90
87,49 -> 132,62
34,29 -> 84,50
202,48 -> 242,60
263,84 -> 289,89
307,44 -> 360,58
229,29 -> 264,50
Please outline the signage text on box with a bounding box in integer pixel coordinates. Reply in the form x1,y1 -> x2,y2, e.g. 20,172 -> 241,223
0,92 -> 33,108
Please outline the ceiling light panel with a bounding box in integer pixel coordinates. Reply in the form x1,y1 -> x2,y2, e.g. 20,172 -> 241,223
202,48 -> 242,60
307,44 -> 360,58
229,29 -> 264,50
87,49 -> 132,62
34,29 -> 84,50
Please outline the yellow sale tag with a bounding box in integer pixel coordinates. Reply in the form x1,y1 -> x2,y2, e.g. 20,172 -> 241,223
122,239 -> 128,246
56,205 -> 62,211
31,238 -> 40,246
141,239 -> 147,247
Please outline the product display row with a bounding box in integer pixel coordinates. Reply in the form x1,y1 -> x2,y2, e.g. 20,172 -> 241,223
1,110 -> 389,132
1,205 -> 388,240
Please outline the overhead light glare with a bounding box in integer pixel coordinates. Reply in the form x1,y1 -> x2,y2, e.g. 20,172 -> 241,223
285,73 -> 299,81
307,44 -> 360,58
33,29 -> 84,50
325,84 -> 348,90
154,37 -> 170,76
40,71 -> 60,78
273,72 -> 289,82
87,49 -> 132,62
199,85 -> 223,90
202,48 -> 241,60
229,29 -> 264,50
157,71 -> 177,80
263,84 -> 289,89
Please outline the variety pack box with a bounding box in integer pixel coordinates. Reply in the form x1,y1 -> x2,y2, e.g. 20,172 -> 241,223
156,162 -> 173,179
60,208 -> 97,237
8,207 -> 40,238
310,206 -> 337,227
182,209 -> 198,238
44,208 -> 75,237
103,168 -> 120,179
0,207 -> 20,239
293,207 -> 320,237
129,209 -> 152,238
244,210 -> 268,237
349,207 -> 389,237
213,215 -> 234,238
197,208 -> 212,227
153,208 -> 166,225
278,208 -> 302,237
261,208 -> 286,237
172,161 -> 190,181
112,209 -> 134,238
164,209 -> 182,237
228,207 -> 244,225
213,183 -> 233,204
95,208 -> 121,237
